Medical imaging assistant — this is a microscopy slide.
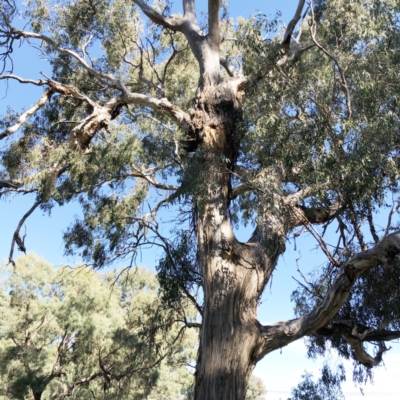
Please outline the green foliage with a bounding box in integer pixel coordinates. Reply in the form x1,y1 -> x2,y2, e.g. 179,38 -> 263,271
245,375 -> 267,400
288,365 -> 346,400
234,0 -> 400,225
0,253 -> 197,399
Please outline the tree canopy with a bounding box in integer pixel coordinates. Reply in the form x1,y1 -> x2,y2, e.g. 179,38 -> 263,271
0,253 -> 198,399
2,0 -> 400,399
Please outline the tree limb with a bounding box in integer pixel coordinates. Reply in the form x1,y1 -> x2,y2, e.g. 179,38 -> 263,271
132,0 -> 183,31
0,179 -> 21,189
220,58 -> 238,78
9,199 -> 42,265
7,27 -> 127,91
282,0 -> 306,52
0,88 -> 54,140
111,94 -> 193,133
183,0 -> 196,23
255,231 -> 400,361
0,74 -> 46,86
316,319 -> 400,343
344,335 -> 388,368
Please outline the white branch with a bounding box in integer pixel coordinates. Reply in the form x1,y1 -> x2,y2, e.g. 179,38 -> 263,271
110,94 -> 193,133
10,27 -> 124,89
133,0 -> 183,31
282,0 -> 306,49
256,231 -> 400,360
0,88 -> 53,140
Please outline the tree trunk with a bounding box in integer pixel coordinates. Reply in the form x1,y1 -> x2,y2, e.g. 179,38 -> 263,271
194,247 -> 263,399
192,81 -> 278,400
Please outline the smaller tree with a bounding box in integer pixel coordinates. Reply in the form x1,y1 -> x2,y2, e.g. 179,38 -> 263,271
0,253 -> 198,400
245,376 -> 267,400
288,365 -> 346,400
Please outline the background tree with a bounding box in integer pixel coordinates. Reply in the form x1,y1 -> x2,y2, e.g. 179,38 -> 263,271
0,253 -> 198,399
287,365 -> 345,400
2,0 -> 400,399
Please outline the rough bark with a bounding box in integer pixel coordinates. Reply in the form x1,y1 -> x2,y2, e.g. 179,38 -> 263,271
192,78 -> 284,399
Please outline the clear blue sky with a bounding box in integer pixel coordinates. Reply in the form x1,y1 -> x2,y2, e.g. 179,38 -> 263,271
1,1 -> 399,399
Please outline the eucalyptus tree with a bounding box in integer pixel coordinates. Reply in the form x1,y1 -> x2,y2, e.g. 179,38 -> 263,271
2,0 -> 400,399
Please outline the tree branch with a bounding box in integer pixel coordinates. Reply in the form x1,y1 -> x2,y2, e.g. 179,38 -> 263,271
207,0 -> 220,48
132,0 -> 183,31
343,335 -> 388,368
0,179 -> 21,189
220,58 -> 238,78
255,231 -> 400,361
112,94 -> 193,133
183,0 -> 196,23
9,199 -> 43,265
316,319 -> 400,343
7,27 -> 127,91
0,88 -> 54,140
282,0 -> 306,52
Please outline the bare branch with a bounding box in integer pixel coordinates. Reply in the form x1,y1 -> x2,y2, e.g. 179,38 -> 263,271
284,184 -> 329,206
282,0 -> 306,52
0,88 -> 53,140
0,179 -> 20,189
112,94 -> 193,133
7,27 -> 126,91
230,182 -> 253,199
132,0 -> 183,31
344,335 -> 388,368
384,199 -> 400,238
367,211 -> 380,244
220,58 -> 238,78
348,206 -> 368,251
0,74 -> 45,86
9,199 -> 42,265
316,319 -> 400,342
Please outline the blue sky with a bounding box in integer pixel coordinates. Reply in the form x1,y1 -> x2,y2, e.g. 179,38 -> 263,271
1,1 -> 400,398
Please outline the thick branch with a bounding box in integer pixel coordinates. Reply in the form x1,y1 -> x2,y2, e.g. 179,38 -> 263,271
295,202 -> 340,226
112,94 -> 193,133
9,199 -> 42,265
344,336 -> 388,368
183,0 -> 196,23
132,0 -> 183,31
255,232 -> 400,360
230,182 -> 253,199
207,0 -> 220,48
282,0 -> 306,52
220,58 -> 238,78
